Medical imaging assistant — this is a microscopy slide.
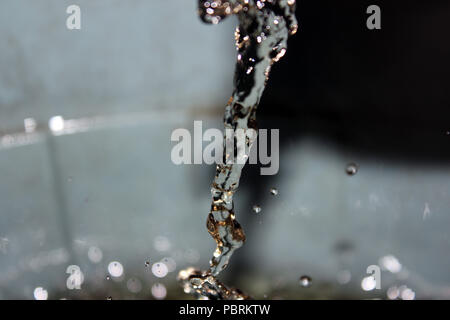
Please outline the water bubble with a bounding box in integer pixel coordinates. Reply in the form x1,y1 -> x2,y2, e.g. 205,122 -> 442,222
361,276 -> 376,291
400,287 -> 415,300
299,275 -> 312,288
87,246 -> 103,264
154,236 -> 171,252
161,257 -> 177,272
270,188 -> 278,196
151,283 -> 167,300
152,262 -> 169,278
49,116 -> 65,133
379,255 -> 402,273
33,287 -> 48,300
252,205 -> 262,214
126,277 -> 142,294
108,261 -> 124,278
336,270 -> 351,285
346,163 -> 358,176
387,286 -> 400,300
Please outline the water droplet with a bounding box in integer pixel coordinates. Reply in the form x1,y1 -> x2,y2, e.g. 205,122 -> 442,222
400,286 -> 415,300
161,257 -> 177,272
154,236 -> 171,252
152,262 -> 169,278
106,296 -> 112,300
107,261 -> 124,278
145,261 -> 150,267
106,276 -> 110,281
346,163 -> 358,176
126,277 -> 142,294
151,283 -> 167,300
49,116 -> 65,132
270,188 -> 278,196
299,275 -> 312,287
336,270 -> 351,284
387,286 -> 400,300
361,276 -> 376,291
252,205 -> 262,213
33,287 -> 48,300
379,255 -> 402,273
87,246 -> 103,264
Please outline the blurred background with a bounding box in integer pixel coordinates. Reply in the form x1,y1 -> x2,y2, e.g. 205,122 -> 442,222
0,0 -> 450,300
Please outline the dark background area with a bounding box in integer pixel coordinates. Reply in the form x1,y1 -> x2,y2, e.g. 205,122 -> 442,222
258,0 -> 450,162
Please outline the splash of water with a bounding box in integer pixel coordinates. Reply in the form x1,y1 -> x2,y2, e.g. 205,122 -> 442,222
178,0 -> 297,299
178,268 -> 250,300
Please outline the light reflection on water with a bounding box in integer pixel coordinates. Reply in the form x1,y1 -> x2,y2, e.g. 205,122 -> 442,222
0,239 -> 441,300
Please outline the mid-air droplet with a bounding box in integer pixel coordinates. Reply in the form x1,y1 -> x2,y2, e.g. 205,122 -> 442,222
252,205 -> 262,213
299,275 -> 312,288
346,163 -> 358,176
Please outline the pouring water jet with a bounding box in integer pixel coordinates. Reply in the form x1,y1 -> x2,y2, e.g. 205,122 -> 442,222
178,0 -> 298,299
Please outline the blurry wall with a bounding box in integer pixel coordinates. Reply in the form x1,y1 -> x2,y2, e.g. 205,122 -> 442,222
0,0 -> 234,299
0,0 -> 234,133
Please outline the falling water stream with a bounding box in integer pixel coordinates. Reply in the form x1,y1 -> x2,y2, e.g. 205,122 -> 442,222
178,0 -> 298,300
